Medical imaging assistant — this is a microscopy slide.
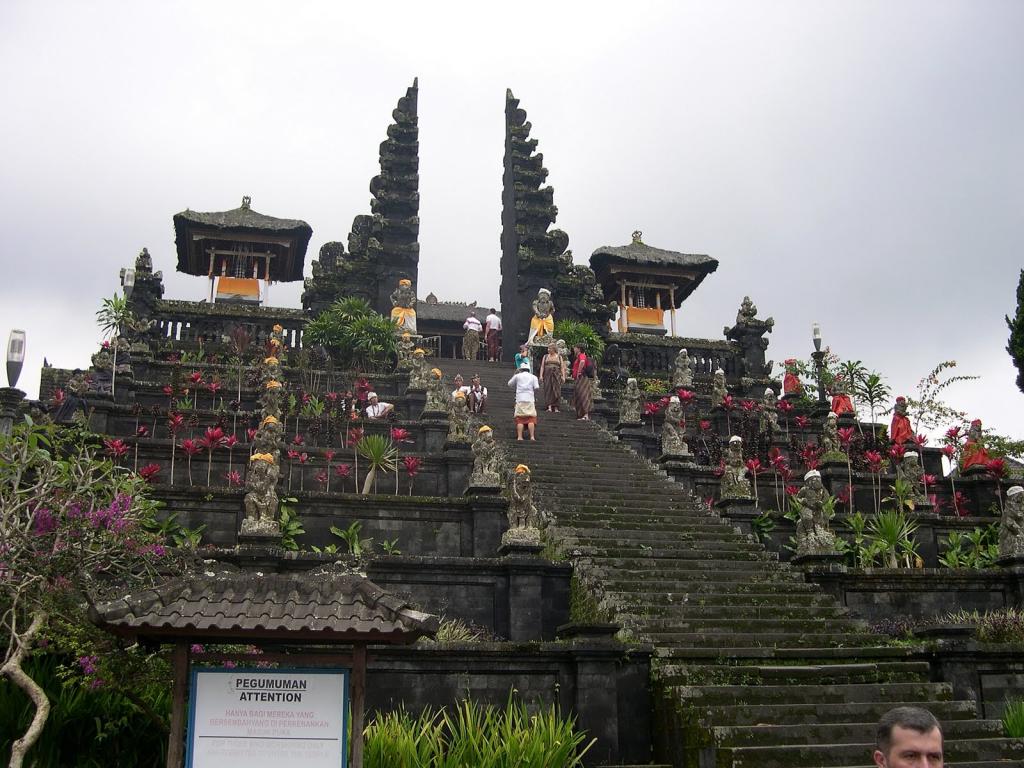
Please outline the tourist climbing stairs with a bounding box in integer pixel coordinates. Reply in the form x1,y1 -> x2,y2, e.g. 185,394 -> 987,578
440,358 -> 1024,768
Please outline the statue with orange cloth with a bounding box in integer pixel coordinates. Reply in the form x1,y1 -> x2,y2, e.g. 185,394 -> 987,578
526,288 -> 555,345
960,419 -> 992,472
390,278 -> 418,333
889,396 -> 914,445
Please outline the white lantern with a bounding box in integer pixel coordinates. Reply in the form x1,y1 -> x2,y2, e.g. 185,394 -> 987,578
6,329 -> 26,388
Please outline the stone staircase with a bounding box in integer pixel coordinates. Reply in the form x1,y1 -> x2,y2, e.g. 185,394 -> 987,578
440,358 -> 1024,768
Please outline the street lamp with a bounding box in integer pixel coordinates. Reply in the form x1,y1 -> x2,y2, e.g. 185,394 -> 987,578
121,267 -> 136,299
810,322 -> 827,404
6,329 -> 26,389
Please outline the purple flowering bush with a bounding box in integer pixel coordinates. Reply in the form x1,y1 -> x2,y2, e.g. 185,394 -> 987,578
1,421 -> 171,765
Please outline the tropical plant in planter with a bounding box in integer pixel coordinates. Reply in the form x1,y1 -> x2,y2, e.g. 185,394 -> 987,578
356,435 -> 397,495
304,297 -> 398,372
552,319 -> 606,361
95,293 -> 135,397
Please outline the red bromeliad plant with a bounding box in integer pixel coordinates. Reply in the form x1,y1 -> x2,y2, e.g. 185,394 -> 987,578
225,470 -> 242,487
987,458 -> 1008,512
391,428 -> 413,492
776,399 -> 794,440
403,455 -> 421,495
297,452 -> 309,491
800,443 -> 820,471
286,449 -> 300,490
643,401 -> 662,434
323,449 -> 336,492
207,379 -> 223,411
167,412 -> 185,484
913,434 -> 930,497
138,463 -> 161,484
768,448 -> 790,511
103,438 -> 129,469
223,434 -> 239,476
315,470 -> 329,490
347,427 -> 364,494
794,414 -> 810,430
864,450 -> 884,514
133,425 -> 149,473
179,438 -> 201,486
838,427 -> 856,513
745,457 -> 763,504
200,427 -> 225,486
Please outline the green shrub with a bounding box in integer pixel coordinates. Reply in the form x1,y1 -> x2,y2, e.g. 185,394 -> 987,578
363,695 -> 594,767
553,319 -> 605,361
305,297 -> 398,372
0,655 -> 169,767
1003,698 -> 1024,738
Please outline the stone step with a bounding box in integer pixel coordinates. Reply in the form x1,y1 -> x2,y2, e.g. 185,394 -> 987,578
587,557 -> 777,572
657,661 -> 931,687
658,646 -> 917,662
564,528 -> 755,544
622,603 -> 852,621
603,588 -> 832,605
641,631 -> 880,647
594,570 -> 805,585
671,681 -> 953,707
712,717 -> 1005,748
719,736 -> 1024,768
686,698 -> 980,727
572,544 -> 771,561
637,617 -> 868,634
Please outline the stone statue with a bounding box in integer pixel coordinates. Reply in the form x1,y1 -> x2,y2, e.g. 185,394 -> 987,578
830,377 -> 855,416
242,453 -> 281,535
396,332 -> 415,370
1000,486 -> 1024,559
469,425 -> 502,488
252,415 -> 284,458
794,470 -> 836,556
407,349 -> 429,390
890,396 -> 913,445
424,367 -> 449,413
390,278 -> 418,333
719,436 -> 753,500
527,288 -> 555,345
821,412 -> 841,457
661,396 -> 689,456
783,359 -> 803,397
711,368 -> 728,405
503,464 -> 542,546
447,391 -> 470,443
555,338 -> 570,374
619,378 -> 642,424
896,451 -> 928,506
736,295 -> 759,326
961,418 -> 992,471
760,387 -> 779,435
671,348 -> 694,390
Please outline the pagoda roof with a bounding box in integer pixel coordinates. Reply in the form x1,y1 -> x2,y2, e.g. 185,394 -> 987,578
173,197 -> 313,282
90,568 -> 437,645
590,234 -> 719,306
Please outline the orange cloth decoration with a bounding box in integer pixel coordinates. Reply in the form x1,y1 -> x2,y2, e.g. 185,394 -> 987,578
961,440 -> 991,470
783,372 -> 803,396
831,394 -> 854,415
890,412 -> 914,445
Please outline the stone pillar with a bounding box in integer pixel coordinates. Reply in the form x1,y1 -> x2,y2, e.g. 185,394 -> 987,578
444,443 -> 473,496
465,494 -> 508,557
0,387 -> 26,436
502,548 -> 546,641
563,627 -> 623,765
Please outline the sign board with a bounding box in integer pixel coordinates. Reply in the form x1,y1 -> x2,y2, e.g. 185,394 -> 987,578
186,667 -> 349,768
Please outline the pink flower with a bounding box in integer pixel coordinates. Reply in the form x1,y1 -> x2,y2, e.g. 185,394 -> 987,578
837,427 -> 855,446
913,434 -> 928,448
777,400 -> 794,414
745,457 -> 763,476
225,470 -> 242,487
246,427 -> 258,442
136,425 -> 150,438
699,419 -> 712,432
323,449 -> 336,462
785,484 -> 799,496
941,445 -> 956,458
335,463 -> 352,478
795,415 -> 810,429
51,389 -> 66,407
889,444 -> 906,461
208,380 -> 222,394
721,394 -> 734,410
292,434 -> 305,446
298,452 -> 309,465
190,644 -> 205,654
168,413 -> 185,435
864,451 -> 883,473
325,392 -> 339,403
945,426 -> 962,441
223,434 -> 239,449
924,474 -> 938,486
200,427 -> 225,452
390,427 -> 412,443
287,450 -> 300,461
676,389 -> 695,404
315,470 -> 329,488
740,399 -> 757,412
643,402 -> 660,417
986,458 -> 1007,478
347,427 -> 364,447
835,486 -> 851,505
189,371 -> 204,385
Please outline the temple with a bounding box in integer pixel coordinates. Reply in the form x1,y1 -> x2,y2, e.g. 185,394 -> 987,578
7,81 -> 1024,768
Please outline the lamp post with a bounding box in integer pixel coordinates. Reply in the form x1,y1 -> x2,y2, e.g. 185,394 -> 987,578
811,322 -> 827,405
2,329 -> 27,436
122,267 -> 136,299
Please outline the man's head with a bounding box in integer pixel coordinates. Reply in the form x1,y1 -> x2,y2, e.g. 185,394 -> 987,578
490,308 -> 496,314
519,361 -> 531,373
874,707 -> 943,767
367,392 -> 378,404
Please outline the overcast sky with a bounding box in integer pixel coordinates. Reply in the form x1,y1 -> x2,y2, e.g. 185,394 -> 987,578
1,1 -> 1021,438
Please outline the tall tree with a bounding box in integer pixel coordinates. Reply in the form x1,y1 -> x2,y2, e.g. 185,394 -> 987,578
1007,269 -> 1024,395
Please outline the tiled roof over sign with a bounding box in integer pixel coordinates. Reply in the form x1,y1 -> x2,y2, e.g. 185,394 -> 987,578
91,570 -> 437,644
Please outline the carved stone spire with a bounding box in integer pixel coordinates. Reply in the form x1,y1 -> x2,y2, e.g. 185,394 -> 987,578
303,79 -> 420,316
498,91 -> 613,359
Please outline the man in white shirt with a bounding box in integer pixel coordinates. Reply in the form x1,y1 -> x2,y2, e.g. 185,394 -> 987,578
484,308 -> 502,362
507,361 -> 540,441
463,311 -> 483,360
364,392 -> 394,420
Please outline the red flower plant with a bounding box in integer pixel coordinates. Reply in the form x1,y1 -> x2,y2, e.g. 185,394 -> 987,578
180,439 -> 201,456
745,457 -> 763,476
136,425 -> 150,438
224,434 -> 239,450
335,463 -> 352,478
225,470 -> 242,487
986,458 -> 1007,478
941,444 -> 956,459
168,412 -> 185,435
287,449 -> 300,461
208,380 -> 222,395
945,426 -> 962,441
246,427 -> 258,442
292,434 -> 305,446
835,486 -> 851,505
740,399 -> 757,412
952,491 -> 970,517
785,484 -> 799,496
864,451 -> 884,473
699,419 -> 712,432
403,455 -> 422,495
912,434 -> 928,448
189,371 -> 204,385
794,415 -> 810,429
347,427 -> 364,448
837,427 -> 856,446
51,389 -> 66,408
104,438 -> 129,460
324,449 -> 336,463
676,389 -> 696,405
138,463 -> 161,483
390,427 -> 412,443
889,444 -> 906,461
924,474 -> 938,486
776,400 -> 794,414
721,394 -> 734,410
315,470 -> 329,488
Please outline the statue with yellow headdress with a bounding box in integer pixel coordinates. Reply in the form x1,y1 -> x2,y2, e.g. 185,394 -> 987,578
503,464 -> 541,545
447,391 -> 471,443
396,331 -> 415,370
527,288 -> 555,345
390,278 -> 418,333
470,425 -> 501,488
424,367 -> 450,413
242,452 -> 281,535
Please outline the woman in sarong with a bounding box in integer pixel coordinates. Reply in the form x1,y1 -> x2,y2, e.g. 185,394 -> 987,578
539,343 -> 564,412
572,346 -> 594,420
